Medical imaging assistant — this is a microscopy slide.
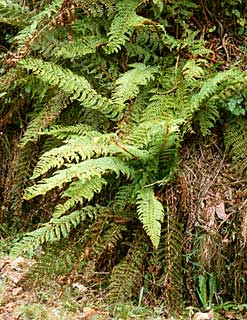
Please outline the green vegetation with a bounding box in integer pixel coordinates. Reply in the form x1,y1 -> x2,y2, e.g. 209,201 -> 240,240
0,0 -> 246,318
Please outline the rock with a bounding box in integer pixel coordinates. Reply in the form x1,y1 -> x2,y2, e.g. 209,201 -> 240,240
72,282 -> 88,293
7,272 -> 24,285
193,309 -> 214,320
4,301 -> 16,310
12,287 -> 23,296
81,307 -> 98,320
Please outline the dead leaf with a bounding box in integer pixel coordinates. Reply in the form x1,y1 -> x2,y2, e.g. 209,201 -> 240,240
81,307 -> 98,320
215,201 -> 227,220
193,309 -> 214,320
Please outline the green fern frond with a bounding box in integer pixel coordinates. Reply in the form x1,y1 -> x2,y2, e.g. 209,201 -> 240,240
19,58 -> 122,120
141,93 -> 176,123
55,36 -> 107,59
111,139 -> 150,161
133,28 -> 162,57
125,42 -> 152,63
136,187 -> 164,249
92,222 -> 126,258
105,0 -> 150,53
14,0 -> 63,45
24,157 -> 133,199
52,176 -> 107,218
20,92 -> 69,146
115,91 -> 150,138
108,231 -> 147,303
114,184 -> 137,210
195,103 -> 220,136
112,63 -> 158,106
10,205 -> 99,257
182,59 -> 206,83
0,0 -> 29,25
159,207 -> 183,310
39,124 -> 94,139
125,119 -> 180,153
30,132 -> 116,179
191,69 -> 246,113
224,119 -> 247,172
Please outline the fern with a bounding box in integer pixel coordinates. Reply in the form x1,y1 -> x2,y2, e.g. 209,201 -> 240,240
22,239 -> 82,289
20,92 -> 69,146
29,132 -> 114,178
159,205 -> 183,311
224,119 -> 247,172
55,36 -> 107,59
108,231 -> 147,303
52,176 -> 107,218
79,217 -> 127,280
3,0 -> 247,309
14,0 -> 63,46
91,222 -> 126,259
39,124 -> 94,139
11,205 -> 99,257
105,0 -> 150,53
182,59 -> 206,83
19,58 -> 122,120
196,103 -> 220,136
8,142 -> 38,214
136,187 -> 164,249
24,157 -> 133,199
0,0 -> 29,26
112,63 -> 158,105
191,69 -> 246,114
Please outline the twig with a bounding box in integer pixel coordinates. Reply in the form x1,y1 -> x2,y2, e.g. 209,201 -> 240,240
222,33 -> 230,61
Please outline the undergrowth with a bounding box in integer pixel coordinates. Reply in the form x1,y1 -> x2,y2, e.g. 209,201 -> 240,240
0,0 -> 247,317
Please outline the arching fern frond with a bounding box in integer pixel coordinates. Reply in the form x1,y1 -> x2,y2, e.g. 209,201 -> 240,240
10,205 -> 99,257
24,157 -> 133,200
136,187 -> 164,249
112,63 -> 158,106
52,176 -> 107,218
39,124 -> 94,139
30,133 -> 114,179
19,58 -> 122,120
191,69 -> 246,114
55,36 -> 107,60
105,0 -> 150,53
20,92 -> 69,146
195,103 -> 220,136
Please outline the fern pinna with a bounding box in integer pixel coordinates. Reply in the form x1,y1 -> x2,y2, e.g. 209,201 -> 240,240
1,0 -> 247,312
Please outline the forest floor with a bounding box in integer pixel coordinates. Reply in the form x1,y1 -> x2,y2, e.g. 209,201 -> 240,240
0,255 -> 166,320
0,255 -> 110,320
0,254 -> 246,320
